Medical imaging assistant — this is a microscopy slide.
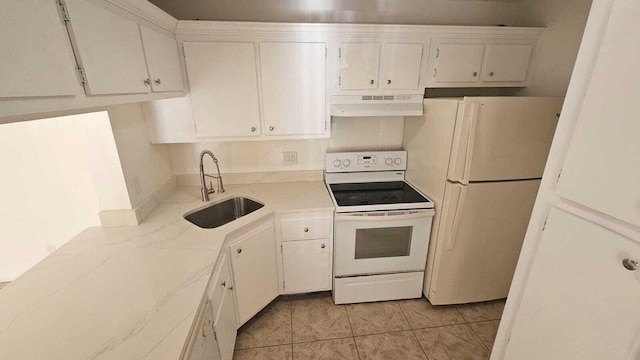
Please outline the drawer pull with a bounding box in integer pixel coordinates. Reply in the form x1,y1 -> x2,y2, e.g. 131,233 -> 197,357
237,248 -> 242,254
622,258 -> 639,271
221,281 -> 226,287
304,227 -> 309,232
321,244 -> 325,249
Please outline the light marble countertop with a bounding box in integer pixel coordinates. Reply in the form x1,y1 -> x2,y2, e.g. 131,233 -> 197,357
0,181 -> 333,360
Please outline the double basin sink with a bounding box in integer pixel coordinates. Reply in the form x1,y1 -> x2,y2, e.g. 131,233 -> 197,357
184,197 -> 264,229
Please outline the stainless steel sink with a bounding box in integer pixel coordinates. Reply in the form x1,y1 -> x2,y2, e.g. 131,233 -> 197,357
184,197 -> 264,229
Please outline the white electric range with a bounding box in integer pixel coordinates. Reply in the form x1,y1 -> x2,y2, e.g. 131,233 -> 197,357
324,151 -> 435,304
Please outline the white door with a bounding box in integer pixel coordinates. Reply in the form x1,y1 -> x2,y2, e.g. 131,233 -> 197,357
229,222 -> 278,325
428,180 -> 540,305
380,43 -> 423,90
282,239 -> 332,293
213,286 -> 237,360
64,0 -> 150,95
0,0 -> 77,98
556,0 -> 640,228
334,211 -> 433,277
139,26 -> 183,92
504,208 -> 640,360
339,43 -> 380,90
184,42 -> 261,138
433,43 -> 484,83
259,42 -> 326,136
448,97 -> 563,183
482,44 -> 533,82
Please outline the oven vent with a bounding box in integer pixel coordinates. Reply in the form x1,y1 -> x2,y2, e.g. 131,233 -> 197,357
387,211 -> 410,217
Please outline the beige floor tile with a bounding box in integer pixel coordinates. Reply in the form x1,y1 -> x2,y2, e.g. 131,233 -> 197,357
399,298 -> 466,329
355,331 -> 427,360
469,320 -> 500,351
235,299 -> 292,349
292,337 -> 359,360
455,299 -> 506,322
233,344 -> 292,360
291,293 -> 352,343
414,324 -> 490,360
346,301 -> 411,336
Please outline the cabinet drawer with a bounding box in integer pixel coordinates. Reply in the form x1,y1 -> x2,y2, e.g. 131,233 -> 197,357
281,217 -> 332,240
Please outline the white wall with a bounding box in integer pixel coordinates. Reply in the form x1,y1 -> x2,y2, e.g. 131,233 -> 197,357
108,103 -> 173,208
0,113 -> 107,281
513,0 -> 593,96
150,0 -> 518,26
168,116 -> 405,175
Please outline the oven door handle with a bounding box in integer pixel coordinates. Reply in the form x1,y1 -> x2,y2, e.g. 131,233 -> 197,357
335,210 -> 433,221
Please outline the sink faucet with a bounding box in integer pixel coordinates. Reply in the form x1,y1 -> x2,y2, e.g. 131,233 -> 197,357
199,150 -> 225,201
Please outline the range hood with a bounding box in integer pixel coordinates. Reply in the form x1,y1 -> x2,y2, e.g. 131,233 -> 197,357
330,94 -> 424,117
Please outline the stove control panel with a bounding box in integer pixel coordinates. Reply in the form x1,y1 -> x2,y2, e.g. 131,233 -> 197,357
325,151 -> 407,172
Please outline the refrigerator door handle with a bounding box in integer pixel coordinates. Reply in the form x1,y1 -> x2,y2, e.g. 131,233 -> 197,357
447,185 -> 467,250
461,102 -> 480,184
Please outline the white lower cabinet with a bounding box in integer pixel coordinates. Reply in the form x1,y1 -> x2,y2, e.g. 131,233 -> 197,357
228,220 -> 279,325
186,300 -> 220,360
282,239 -> 332,293
213,284 -> 237,360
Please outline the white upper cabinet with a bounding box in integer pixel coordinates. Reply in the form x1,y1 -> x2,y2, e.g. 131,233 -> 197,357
433,43 -> 485,83
259,42 -> 326,136
556,0 -> 640,229
140,26 -> 184,92
64,0 -> 150,95
380,43 -> 424,90
0,0 -> 77,99
339,43 -> 380,90
184,42 -> 261,138
482,44 -> 533,82
504,209 -> 640,360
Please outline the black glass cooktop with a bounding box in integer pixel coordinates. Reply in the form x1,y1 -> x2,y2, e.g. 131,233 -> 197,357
330,181 -> 431,207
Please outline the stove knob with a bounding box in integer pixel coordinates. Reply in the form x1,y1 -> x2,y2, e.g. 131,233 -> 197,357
385,158 -> 393,166
333,159 -> 342,168
394,157 -> 402,165
343,159 -> 351,167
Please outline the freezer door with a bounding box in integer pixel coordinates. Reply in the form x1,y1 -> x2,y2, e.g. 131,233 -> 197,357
426,180 -> 540,305
448,97 -> 563,183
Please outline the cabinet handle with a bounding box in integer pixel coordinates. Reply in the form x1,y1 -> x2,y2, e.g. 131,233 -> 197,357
154,78 -> 161,85
489,72 -> 495,77
221,281 -> 226,287
369,79 -> 375,85
143,78 -> 151,86
237,248 -> 242,254
387,79 -> 391,85
622,258 -> 639,271
269,126 -> 274,131
321,244 -> 325,249
251,127 -> 256,132
472,72 -> 478,77
304,227 -> 309,232
229,285 -> 234,291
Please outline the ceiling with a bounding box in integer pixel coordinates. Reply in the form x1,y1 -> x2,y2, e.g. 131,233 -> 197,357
148,0 -> 523,26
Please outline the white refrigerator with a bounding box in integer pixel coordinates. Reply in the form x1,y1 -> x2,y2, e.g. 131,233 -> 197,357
404,97 -> 564,305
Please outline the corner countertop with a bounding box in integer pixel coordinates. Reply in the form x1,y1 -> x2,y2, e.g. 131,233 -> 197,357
0,181 -> 334,360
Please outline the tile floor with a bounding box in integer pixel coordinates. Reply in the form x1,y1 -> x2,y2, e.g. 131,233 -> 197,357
233,292 -> 505,360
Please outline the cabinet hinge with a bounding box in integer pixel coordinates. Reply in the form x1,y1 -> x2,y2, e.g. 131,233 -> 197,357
556,169 -> 562,184
280,244 -> 283,252
75,66 -> 88,85
213,330 -> 217,341
338,47 -> 341,58
283,280 -> 286,289
435,48 -> 440,59
338,76 -> 341,86
433,68 -> 437,78
325,47 -> 327,58
56,0 -> 70,23
325,121 -> 327,131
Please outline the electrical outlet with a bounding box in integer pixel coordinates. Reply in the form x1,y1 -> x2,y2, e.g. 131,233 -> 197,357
283,151 -> 297,165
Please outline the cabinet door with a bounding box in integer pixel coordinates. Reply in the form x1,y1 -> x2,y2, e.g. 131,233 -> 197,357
381,43 -> 423,90
259,42 -> 326,136
339,43 -> 380,90
213,286 -> 238,360
556,0 -> 640,228
184,42 -> 261,138
187,301 -> 221,360
64,0 -> 149,95
229,222 -> 278,325
433,44 -> 484,83
282,239 -> 332,293
0,0 -> 77,98
505,208 -> 640,359
139,26 -> 183,92
482,44 -> 532,82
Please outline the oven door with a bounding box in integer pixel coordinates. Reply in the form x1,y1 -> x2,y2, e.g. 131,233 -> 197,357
334,210 -> 434,277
